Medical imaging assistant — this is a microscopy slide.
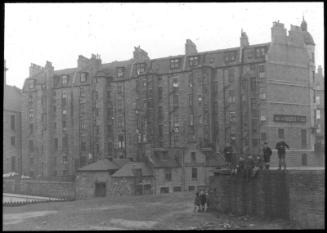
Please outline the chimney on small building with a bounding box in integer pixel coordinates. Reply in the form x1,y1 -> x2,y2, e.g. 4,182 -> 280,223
185,39 -> 197,55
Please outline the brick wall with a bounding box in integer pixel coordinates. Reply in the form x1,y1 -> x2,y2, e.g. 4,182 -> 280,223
3,178 -> 75,199
208,169 -> 324,229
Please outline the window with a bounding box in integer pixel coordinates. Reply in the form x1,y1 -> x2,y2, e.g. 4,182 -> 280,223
198,95 -> 202,104
189,114 -> 194,126
172,77 -> 179,88
117,67 -> 124,78
136,63 -> 146,75
230,111 -> 236,122
62,109 -> 67,115
255,47 -> 266,58
188,186 -> 195,191
259,88 -> 266,99
28,95 -> 33,104
160,187 -> 169,193
118,135 -> 125,149
228,90 -> 236,103
278,128 -> 284,139
107,142 -> 113,153
28,79 -> 35,89
117,116 -> 123,128
29,140 -> 34,152
316,110 -> 321,119
316,96 -> 320,105
158,87 -> 163,100
62,136 -> 68,149
250,77 -> 257,92
10,136 -> 15,146
95,125 -> 100,135
189,56 -> 199,67
80,103 -> 85,113
188,94 -> 193,106
10,115 -> 15,130
62,92 -> 67,106
191,152 -> 196,163
95,91 -> 99,100
173,186 -> 182,192
117,85 -> 123,95
165,168 -> 172,181
95,108 -> 99,117
192,167 -> 197,180
170,58 -> 181,70
80,86 -> 86,97
301,153 -> 308,166
62,75 -> 68,85
301,129 -> 307,147
81,120 -> 86,129
228,68 -> 234,83
173,94 -> 179,106
158,124 -> 163,137
54,138 -> 58,151
80,73 -> 87,83
158,106 -> 163,120
11,157 -> 16,172
28,109 -> 34,120
261,132 -> 267,142
62,120 -> 67,128
224,52 -> 236,62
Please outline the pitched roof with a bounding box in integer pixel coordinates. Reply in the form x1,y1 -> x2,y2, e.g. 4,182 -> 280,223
112,159 -> 130,168
77,159 -> 119,171
112,162 -> 153,177
147,154 -> 180,168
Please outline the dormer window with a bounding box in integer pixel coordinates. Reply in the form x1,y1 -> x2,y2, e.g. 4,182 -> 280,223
170,58 -> 181,70
224,51 -> 236,63
80,73 -> 87,83
28,79 -> 35,89
189,56 -> 199,67
117,67 -> 124,78
136,63 -> 146,75
62,75 -> 68,85
255,47 -> 266,58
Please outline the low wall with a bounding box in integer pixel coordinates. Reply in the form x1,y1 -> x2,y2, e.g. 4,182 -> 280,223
3,178 -> 75,199
208,169 -> 324,229
269,150 -> 324,167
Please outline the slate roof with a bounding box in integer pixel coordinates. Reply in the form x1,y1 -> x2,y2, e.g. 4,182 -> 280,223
146,154 -> 180,168
77,158 -> 129,172
112,162 -> 153,177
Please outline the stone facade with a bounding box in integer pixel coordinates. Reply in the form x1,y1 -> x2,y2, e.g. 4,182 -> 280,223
314,65 -> 324,151
20,18 -> 321,179
3,61 -> 22,174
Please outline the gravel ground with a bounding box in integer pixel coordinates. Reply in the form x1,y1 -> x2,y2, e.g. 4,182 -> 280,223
3,192 -> 292,230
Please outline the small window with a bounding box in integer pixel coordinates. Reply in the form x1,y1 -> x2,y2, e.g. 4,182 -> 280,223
160,187 -> 169,193
189,94 -> 193,106
173,94 -> 179,106
10,136 -> 15,146
28,95 -> 33,104
62,75 -> 68,85
136,63 -> 146,75
278,128 -> 284,139
301,129 -> 307,147
316,109 -> 321,119
301,153 -> 308,166
191,152 -> 196,163
29,140 -> 34,152
80,73 -> 87,83
173,186 -> 182,192
165,168 -> 172,181
170,58 -> 181,70
172,77 -> 179,88
10,115 -> 15,130
158,124 -> 163,137
117,67 -> 124,78
62,120 -> 67,128
62,136 -> 68,149
29,124 -> 34,133
54,138 -> 58,151
158,87 -> 163,100
188,186 -> 195,191
28,79 -> 35,89
189,114 -> 194,126
189,56 -> 199,67
192,167 -> 197,180
80,120 -> 86,129
230,112 -> 236,122
11,157 -> 16,172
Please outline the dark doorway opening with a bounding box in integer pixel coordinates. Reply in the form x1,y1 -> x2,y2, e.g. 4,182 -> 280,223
95,182 -> 106,197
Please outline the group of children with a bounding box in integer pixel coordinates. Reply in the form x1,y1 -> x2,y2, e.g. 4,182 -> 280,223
193,190 -> 208,213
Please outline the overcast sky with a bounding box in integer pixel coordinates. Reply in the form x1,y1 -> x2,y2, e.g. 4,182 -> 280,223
5,2 -> 324,88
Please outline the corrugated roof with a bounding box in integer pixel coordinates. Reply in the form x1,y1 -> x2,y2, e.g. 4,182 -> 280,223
77,159 -> 119,171
112,162 -> 153,177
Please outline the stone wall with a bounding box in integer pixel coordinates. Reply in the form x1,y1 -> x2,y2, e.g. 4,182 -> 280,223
208,169 -> 324,229
3,178 -> 75,199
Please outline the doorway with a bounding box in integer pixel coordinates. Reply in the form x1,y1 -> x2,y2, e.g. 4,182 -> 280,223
95,182 -> 106,197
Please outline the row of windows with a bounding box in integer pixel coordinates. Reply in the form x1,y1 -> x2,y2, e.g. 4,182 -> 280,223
164,167 -> 198,182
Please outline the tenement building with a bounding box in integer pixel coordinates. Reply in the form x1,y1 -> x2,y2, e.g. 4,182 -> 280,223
21,18 -> 322,179
3,61 -> 23,174
315,65 -> 325,152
